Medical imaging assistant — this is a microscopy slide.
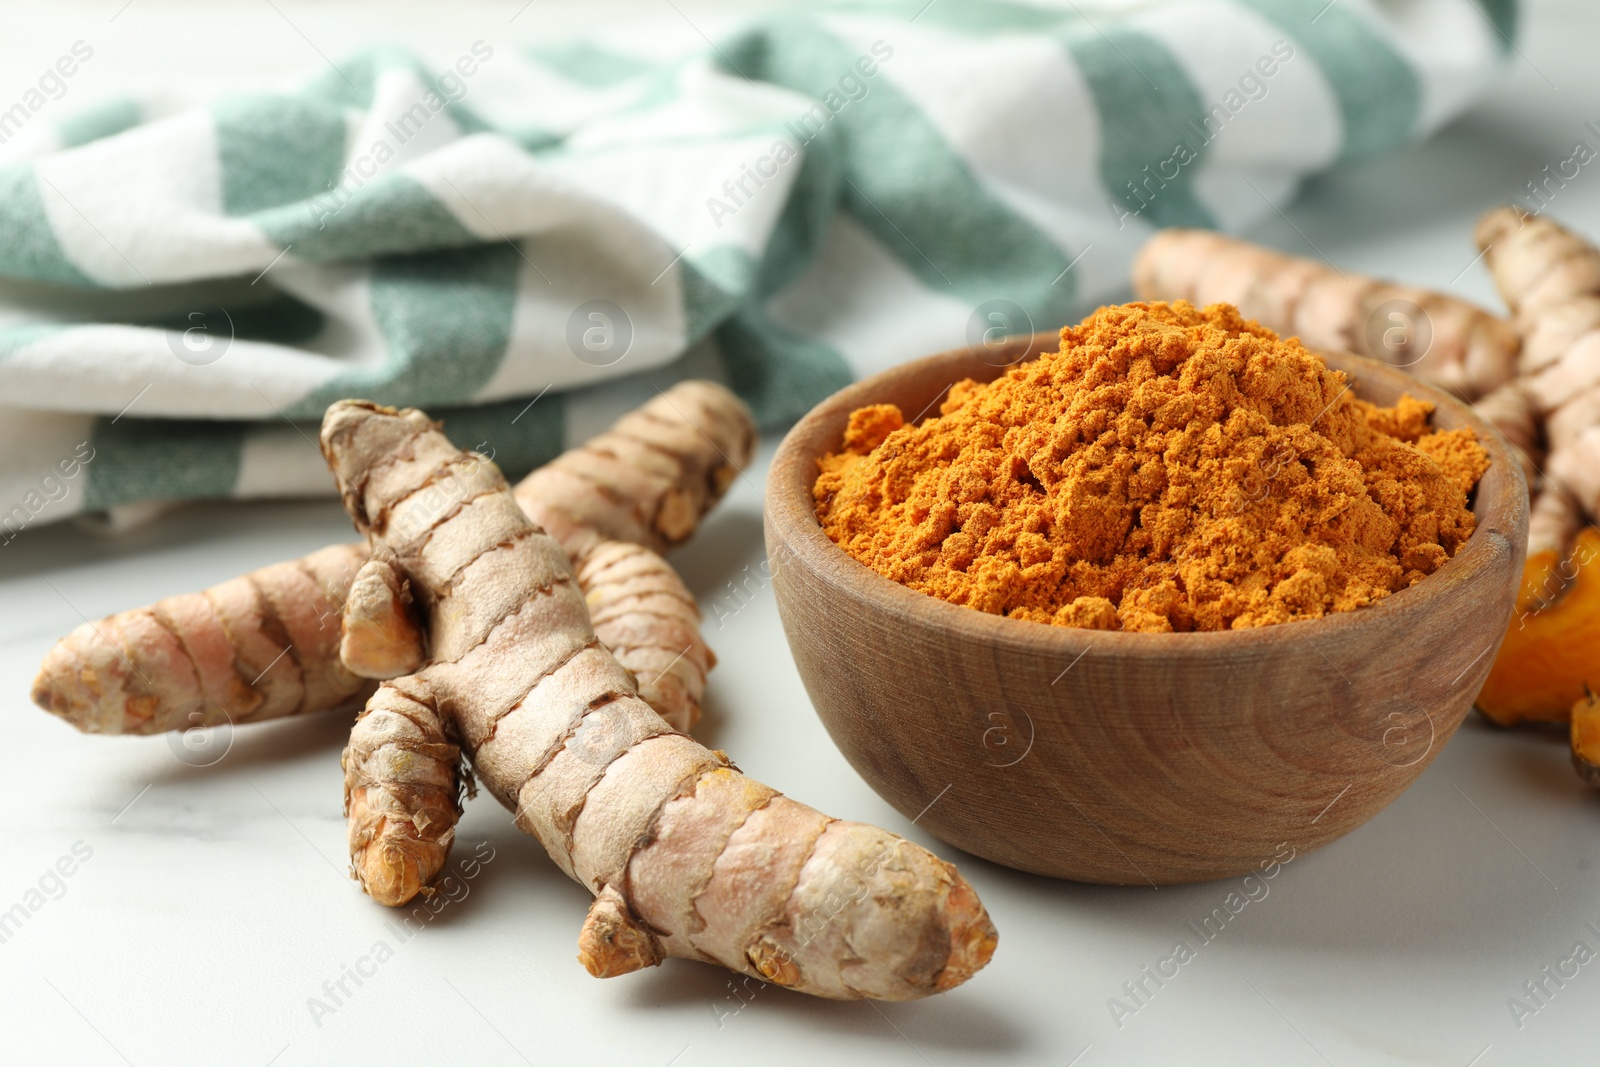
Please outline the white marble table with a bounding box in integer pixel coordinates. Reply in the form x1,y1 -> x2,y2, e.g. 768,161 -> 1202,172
3,3 -> 1599,1065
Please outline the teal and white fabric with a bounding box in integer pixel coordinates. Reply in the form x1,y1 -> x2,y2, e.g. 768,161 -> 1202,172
0,0 -> 1516,530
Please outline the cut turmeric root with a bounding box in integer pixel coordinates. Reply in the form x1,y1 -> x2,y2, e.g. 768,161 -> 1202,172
1572,688 -> 1600,785
323,400 -> 996,1000
1477,527 -> 1600,727
31,381 -> 754,736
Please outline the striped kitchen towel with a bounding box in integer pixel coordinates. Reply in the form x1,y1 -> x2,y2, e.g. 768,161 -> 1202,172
0,0 -> 1515,534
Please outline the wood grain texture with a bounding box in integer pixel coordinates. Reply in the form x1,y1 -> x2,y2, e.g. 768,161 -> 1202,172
764,333 -> 1529,884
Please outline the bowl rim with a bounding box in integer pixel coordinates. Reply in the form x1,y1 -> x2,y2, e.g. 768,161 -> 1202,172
765,330 -> 1530,660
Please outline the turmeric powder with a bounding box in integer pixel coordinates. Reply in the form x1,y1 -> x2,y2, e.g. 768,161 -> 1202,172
814,302 -> 1488,632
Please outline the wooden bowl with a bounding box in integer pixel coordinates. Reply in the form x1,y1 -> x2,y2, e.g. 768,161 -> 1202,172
764,332 -> 1529,884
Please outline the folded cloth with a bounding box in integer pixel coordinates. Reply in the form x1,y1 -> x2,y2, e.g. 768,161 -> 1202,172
0,0 -> 1515,533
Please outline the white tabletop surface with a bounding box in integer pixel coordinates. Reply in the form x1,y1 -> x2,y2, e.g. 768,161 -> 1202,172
4,3 -> 1599,1065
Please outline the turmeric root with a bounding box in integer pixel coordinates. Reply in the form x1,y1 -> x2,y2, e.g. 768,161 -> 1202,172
1133,229 -> 1519,399
340,556 -> 426,680
31,381 -> 754,736
343,676 -> 462,905
1470,380 -> 1542,486
324,401 -> 996,1000
30,543 -> 374,736
578,540 -> 712,731
1469,209 -> 1600,730
1475,207 -> 1600,348
1477,525 -> 1600,728
1477,209 -> 1600,439
512,382 -> 752,555
1477,208 -> 1600,515
336,485 -> 713,732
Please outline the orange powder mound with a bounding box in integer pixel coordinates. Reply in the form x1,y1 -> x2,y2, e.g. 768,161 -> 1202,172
813,301 -> 1490,632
